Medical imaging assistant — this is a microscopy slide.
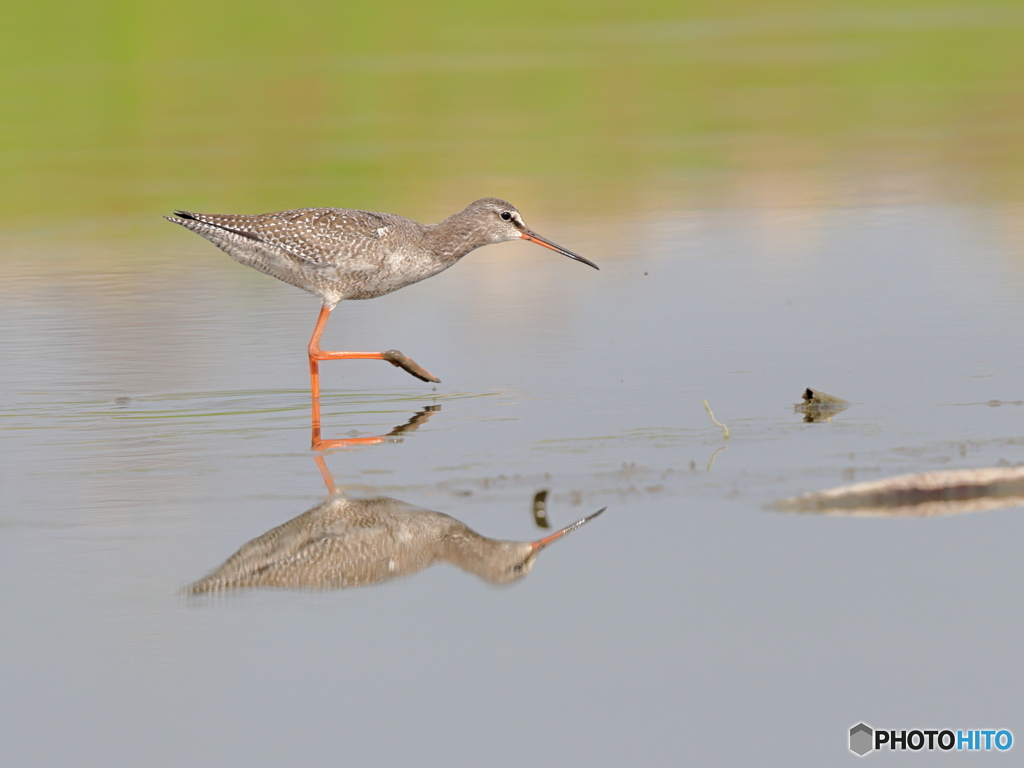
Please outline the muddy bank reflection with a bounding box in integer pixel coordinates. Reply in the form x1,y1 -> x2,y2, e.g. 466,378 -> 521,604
774,466 -> 1024,516
189,443 -> 604,593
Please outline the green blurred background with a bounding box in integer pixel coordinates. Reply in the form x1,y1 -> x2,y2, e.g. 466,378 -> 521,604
2,0 -> 1024,230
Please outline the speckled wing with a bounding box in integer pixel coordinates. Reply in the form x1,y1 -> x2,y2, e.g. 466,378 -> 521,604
178,207 -> 398,270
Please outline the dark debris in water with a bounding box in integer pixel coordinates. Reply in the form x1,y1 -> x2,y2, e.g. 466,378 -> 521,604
795,387 -> 850,423
532,489 -> 550,529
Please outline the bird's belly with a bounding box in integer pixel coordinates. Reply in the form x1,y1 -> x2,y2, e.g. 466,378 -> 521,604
334,257 -> 450,301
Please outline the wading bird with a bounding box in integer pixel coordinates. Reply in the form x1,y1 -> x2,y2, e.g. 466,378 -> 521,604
166,198 -> 597,427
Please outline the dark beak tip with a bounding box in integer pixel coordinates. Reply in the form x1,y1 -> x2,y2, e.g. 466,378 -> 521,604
569,253 -> 600,271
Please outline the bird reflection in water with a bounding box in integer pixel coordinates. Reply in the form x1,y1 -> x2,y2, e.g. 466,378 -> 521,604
189,410 -> 605,593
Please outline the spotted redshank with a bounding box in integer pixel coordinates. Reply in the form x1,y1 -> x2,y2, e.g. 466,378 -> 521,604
166,198 -> 597,420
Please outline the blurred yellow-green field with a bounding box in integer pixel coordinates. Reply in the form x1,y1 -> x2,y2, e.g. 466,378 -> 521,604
3,0 -> 1024,228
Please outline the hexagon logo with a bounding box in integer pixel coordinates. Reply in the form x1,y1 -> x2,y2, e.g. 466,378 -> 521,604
850,723 -> 874,756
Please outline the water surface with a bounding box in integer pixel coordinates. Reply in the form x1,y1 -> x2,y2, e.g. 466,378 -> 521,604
3,3 -> 1024,766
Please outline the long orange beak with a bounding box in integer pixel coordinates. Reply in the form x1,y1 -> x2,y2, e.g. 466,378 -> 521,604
520,229 -> 599,270
531,507 -> 606,551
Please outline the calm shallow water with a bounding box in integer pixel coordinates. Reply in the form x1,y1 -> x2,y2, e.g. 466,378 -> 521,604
2,203 -> 1024,765
5,2 -> 1024,762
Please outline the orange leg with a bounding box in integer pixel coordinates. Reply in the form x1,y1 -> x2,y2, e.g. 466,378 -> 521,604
308,306 -> 439,444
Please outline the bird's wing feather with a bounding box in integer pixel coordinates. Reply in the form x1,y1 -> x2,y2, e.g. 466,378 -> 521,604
180,208 -> 401,267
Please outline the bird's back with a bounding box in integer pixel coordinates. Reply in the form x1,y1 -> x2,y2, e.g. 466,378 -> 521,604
166,207 -> 436,306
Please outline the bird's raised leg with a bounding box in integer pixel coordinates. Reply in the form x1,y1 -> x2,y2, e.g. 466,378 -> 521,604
308,306 -> 439,437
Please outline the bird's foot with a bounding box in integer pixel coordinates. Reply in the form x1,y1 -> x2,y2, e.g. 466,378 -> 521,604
381,350 -> 441,383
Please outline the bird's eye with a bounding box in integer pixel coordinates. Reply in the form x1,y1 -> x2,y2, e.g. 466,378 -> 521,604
513,563 -> 523,573
500,211 -> 513,222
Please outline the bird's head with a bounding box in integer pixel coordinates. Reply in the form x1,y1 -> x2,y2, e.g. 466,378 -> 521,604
462,198 -> 599,270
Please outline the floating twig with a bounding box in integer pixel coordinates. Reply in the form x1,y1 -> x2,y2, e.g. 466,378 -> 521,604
702,399 -> 729,440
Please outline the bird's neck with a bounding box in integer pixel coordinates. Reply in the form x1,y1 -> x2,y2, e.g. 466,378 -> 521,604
423,210 -> 494,263
440,530 -> 528,583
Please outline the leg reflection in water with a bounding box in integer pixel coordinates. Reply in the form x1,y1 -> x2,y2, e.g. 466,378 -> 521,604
311,403 -> 440,452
